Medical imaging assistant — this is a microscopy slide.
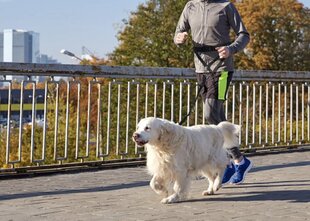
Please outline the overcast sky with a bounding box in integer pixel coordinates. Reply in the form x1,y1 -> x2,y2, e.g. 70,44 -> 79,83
0,0 -> 309,64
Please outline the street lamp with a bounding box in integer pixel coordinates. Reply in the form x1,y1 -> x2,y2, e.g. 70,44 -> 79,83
60,49 -> 83,61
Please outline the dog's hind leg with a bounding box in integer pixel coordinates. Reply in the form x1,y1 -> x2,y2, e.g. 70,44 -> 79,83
161,173 -> 190,204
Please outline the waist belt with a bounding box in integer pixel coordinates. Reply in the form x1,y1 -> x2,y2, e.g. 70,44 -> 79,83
193,45 -> 217,53
193,48 -> 221,73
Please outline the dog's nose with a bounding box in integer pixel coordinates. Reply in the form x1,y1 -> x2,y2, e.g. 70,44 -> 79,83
132,132 -> 140,140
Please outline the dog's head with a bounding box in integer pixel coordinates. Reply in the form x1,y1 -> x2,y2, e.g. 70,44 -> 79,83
132,117 -> 174,146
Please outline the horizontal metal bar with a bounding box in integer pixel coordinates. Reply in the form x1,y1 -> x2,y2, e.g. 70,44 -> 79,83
0,62 -> 309,81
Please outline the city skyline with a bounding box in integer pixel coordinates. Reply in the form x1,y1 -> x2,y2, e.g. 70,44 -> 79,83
0,0 -> 144,64
0,0 -> 309,64
0,29 -> 59,64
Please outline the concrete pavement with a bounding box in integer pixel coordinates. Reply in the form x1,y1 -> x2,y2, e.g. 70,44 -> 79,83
0,151 -> 309,221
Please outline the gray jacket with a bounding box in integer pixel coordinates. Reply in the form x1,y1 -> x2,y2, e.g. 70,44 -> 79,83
174,0 -> 250,73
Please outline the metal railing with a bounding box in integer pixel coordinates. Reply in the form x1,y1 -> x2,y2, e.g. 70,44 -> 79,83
0,62 -> 309,170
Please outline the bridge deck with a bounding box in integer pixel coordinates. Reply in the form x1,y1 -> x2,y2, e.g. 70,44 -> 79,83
0,150 -> 309,221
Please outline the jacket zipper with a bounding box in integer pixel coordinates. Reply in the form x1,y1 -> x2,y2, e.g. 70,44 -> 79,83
202,2 -> 205,43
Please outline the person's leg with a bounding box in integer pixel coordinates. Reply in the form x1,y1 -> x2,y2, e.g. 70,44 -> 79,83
203,84 -> 244,164
204,98 -> 244,184
202,71 -> 252,184
204,98 -> 226,124
205,101 -> 252,184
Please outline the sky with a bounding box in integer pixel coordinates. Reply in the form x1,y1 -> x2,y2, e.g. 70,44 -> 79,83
0,0 -> 145,64
0,0 -> 309,64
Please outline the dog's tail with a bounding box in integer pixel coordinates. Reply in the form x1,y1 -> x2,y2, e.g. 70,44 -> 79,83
217,121 -> 240,149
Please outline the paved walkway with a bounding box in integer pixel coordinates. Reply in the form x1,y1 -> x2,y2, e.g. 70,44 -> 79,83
0,151 -> 309,221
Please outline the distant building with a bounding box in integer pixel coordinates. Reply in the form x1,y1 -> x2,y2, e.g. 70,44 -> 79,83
0,89 -> 45,120
0,33 -> 3,62
0,29 -> 61,85
40,54 -> 60,64
0,29 -> 59,64
2,29 -> 40,63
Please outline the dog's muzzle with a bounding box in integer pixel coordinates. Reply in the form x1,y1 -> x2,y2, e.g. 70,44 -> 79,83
132,132 -> 148,146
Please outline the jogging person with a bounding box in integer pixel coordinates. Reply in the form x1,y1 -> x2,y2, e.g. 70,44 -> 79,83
174,0 -> 252,184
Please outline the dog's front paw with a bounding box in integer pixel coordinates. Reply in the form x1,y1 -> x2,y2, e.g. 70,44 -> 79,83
161,194 -> 180,204
160,197 -> 171,204
202,190 -> 214,196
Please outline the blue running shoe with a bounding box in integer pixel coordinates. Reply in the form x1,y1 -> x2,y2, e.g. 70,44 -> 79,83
231,157 -> 253,185
222,163 -> 236,185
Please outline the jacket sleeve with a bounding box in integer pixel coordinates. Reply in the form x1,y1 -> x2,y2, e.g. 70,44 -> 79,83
174,3 -> 191,45
226,3 -> 250,54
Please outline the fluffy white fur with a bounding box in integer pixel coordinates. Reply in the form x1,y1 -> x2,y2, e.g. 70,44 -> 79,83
132,117 -> 240,204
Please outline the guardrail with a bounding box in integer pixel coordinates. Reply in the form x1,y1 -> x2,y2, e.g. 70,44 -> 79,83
0,62 -> 309,171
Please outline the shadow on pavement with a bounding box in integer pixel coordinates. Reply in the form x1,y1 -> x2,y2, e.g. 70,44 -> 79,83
186,189 -> 310,203
223,179 -> 310,189
0,181 -> 149,201
249,160 -> 310,173
0,159 -> 309,202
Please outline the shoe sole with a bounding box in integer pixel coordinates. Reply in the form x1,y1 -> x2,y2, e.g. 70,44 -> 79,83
222,179 -> 232,185
232,161 -> 253,185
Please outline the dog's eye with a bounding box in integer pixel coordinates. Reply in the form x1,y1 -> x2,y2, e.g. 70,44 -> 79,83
145,126 -> 151,131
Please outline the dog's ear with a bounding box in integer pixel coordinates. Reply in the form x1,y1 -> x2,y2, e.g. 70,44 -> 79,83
158,121 -> 174,142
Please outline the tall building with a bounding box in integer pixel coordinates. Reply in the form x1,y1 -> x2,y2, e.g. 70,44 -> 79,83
0,29 -> 60,85
0,33 -> 3,62
1,29 -> 40,63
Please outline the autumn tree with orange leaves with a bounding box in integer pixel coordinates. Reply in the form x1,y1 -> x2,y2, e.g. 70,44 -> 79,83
233,0 -> 310,71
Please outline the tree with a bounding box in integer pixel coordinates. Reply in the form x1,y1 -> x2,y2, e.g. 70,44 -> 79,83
109,0 -> 193,68
109,0 -> 309,71
232,0 -> 309,71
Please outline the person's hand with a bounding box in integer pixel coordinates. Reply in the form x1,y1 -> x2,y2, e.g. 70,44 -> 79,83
175,32 -> 188,44
216,46 -> 230,59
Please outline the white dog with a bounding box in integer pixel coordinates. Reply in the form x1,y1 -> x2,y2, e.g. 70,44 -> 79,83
132,117 -> 240,204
